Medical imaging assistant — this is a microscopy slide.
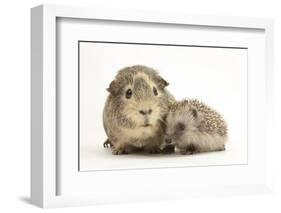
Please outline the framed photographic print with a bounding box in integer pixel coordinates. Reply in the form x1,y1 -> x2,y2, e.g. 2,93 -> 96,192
31,4 -> 274,208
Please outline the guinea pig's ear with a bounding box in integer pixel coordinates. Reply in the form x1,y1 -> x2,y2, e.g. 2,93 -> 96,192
157,78 -> 169,89
106,80 -> 120,95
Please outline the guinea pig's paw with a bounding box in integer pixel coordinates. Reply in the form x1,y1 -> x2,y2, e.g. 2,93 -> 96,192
112,147 -> 128,155
144,146 -> 161,154
148,149 -> 161,154
103,139 -> 113,148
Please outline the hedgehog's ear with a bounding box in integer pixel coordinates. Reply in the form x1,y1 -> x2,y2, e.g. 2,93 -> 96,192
190,107 -> 198,119
158,77 -> 169,89
106,80 -> 120,95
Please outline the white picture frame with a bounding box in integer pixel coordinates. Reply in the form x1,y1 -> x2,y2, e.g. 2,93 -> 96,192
31,4 -> 274,208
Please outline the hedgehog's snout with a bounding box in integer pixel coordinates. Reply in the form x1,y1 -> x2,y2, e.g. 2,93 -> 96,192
165,138 -> 172,144
160,136 -> 174,150
164,138 -> 173,145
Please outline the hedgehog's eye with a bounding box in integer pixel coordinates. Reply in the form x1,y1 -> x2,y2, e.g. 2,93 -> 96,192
176,122 -> 185,132
153,87 -> 158,96
125,89 -> 132,99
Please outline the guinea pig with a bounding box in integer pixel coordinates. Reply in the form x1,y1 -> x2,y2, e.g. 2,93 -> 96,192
103,65 -> 175,155
161,99 -> 227,154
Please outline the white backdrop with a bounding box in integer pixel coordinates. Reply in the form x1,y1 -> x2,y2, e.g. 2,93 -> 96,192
1,0 -> 281,212
79,41 -> 247,170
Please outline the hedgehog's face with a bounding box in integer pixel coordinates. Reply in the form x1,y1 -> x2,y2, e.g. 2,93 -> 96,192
162,108 -> 199,147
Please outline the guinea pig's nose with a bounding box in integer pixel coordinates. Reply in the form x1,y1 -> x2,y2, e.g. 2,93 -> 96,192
139,109 -> 152,115
165,138 -> 172,144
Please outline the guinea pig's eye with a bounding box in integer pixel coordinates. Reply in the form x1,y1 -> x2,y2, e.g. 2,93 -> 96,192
153,87 -> 158,96
125,89 -> 133,99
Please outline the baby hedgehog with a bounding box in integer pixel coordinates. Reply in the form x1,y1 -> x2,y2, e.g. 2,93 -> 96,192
162,99 -> 227,155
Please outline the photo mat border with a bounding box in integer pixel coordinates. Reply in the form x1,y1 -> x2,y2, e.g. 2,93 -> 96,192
77,40 -> 249,172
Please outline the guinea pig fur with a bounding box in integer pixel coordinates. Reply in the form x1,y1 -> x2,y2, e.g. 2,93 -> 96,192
103,65 -> 175,155
162,99 -> 227,155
